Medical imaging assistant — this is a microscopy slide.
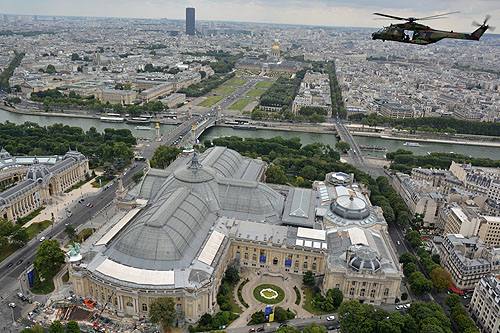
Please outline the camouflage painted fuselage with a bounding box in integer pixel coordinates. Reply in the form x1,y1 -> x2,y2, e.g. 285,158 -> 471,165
372,22 -> 487,45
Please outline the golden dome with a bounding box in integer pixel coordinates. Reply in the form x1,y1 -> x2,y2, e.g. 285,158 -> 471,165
272,41 -> 279,50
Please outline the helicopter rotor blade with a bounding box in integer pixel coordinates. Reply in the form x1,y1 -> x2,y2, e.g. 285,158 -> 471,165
417,11 -> 460,21
484,14 -> 491,24
373,13 -> 407,21
490,26 -> 496,32
472,20 -> 481,27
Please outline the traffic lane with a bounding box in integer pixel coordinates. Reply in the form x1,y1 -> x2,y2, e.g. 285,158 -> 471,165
0,162 -> 142,282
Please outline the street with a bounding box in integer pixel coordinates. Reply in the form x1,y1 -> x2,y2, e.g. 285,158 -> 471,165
0,161 -> 145,328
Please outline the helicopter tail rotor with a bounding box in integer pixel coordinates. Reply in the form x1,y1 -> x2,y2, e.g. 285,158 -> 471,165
472,15 -> 495,32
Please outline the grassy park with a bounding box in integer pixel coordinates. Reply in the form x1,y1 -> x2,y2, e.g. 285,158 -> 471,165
212,87 -> 237,95
223,77 -> 247,87
255,81 -> 274,89
228,98 -> 254,111
199,96 -> 223,108
245,89 -> 265,97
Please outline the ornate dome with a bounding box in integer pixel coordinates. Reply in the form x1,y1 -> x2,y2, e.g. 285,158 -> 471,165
0,148 -> 10,159
348,245 -> 381,273
272,40 -> 280,50
25,159 -> 51,183
331,195 -> 370,220
63,150 -> 85,162
154,152 -> 220,211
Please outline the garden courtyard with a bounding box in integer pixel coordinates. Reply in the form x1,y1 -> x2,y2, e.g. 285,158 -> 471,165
228,267 -> 310,328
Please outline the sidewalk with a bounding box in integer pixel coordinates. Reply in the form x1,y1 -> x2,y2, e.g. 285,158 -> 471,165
27,178 -> 101,227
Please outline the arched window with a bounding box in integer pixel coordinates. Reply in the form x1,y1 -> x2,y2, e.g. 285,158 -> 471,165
142,303 -> 148,312
370,290 -> 376,298
384,288 -> 389,296
273,257 -> 278,265
360,289 -> 365,297
312,263 -> 317,270
349,288 -> 355,296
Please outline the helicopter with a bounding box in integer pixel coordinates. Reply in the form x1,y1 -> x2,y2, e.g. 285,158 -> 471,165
371,12 -> 494,45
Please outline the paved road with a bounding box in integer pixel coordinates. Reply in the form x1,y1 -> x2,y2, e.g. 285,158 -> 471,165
0,161 -> 145,326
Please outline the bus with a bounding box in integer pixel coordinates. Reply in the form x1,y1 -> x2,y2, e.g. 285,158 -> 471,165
134,156 -> 146,161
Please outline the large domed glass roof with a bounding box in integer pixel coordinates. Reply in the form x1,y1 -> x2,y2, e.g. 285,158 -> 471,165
348,245 -> 381,273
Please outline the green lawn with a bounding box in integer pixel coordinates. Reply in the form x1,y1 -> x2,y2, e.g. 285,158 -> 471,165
228,98 -> 255,111
212,87 -> 237,95
62,271 -> 69,283
223,78 -> 247,87
255,81 -> 274,89
17,206 -> 45,226
245,89 -> 265,98
26,220 -> 52,239
253,284 -> 285,304
302,286 -> 329,315
65,228 -> 95,247
199,96 -> 223,108
0,243 -> 20,263
228,282 -> 243,313
31,277 -> 55,295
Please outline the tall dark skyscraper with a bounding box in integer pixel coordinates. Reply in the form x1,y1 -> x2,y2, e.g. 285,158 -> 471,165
186,7 -> 195,36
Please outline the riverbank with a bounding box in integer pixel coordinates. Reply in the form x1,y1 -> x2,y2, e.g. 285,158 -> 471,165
351,130 -> 500,148
1,105 -> 97,119
218,123 -> 337,135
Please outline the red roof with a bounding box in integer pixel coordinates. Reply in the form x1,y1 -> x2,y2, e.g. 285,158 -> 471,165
450,281 -> 465,294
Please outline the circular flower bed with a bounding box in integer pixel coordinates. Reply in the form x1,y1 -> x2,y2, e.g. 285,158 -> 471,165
253,284 -> 285,304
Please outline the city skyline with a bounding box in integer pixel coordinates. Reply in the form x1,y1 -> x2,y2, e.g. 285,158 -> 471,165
2,0 -> 499,32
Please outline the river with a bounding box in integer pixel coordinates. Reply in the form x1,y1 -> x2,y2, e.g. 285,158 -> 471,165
199,126 -> 500,160
2,108 -> 500,160
0,108 -> 175,139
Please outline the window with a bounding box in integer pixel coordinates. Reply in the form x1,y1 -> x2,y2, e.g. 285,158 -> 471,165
142,303 -> 147,312
312,263 -> 317,270
303,262 -> 308,269
244,253 -> 248,260
349,288 -> 355,296
352,281 -> 356,286
295,261 -> 299,268
370,290 -> 376,298
335,284 -> 340,289
126,301 -> 133,307
273,257 -> 278,265
237,246 -> 240,249
384,288 -> 389,296
362,282 -> 366,286
252,254 -> 257,261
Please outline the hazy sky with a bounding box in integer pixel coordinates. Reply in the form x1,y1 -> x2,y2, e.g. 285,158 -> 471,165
3,0 -> 499,32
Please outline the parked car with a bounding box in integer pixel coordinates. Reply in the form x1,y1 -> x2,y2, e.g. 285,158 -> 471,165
257,328 -> 265,332
249,328 -> 256,333
86,203 -> 91,207
404,304 -> 411,309
7,262 -> 14,268
16,259 -> 23,265
39,237 -> 45,242
326,315 -> 335,321
279,323 -> 288,328
396,305 -> 403,310
8,303 -> 16,308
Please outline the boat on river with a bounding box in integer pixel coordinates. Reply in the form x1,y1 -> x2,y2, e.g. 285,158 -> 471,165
403,142 -> 421,147
135,126 -> 152,130
360,145 -> 387,151
100,116 -> 124,123
126,117 -> 151,124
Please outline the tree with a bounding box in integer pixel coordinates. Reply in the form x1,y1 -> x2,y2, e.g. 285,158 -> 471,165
308,113 -> 325,123
224,265 -> 239,284
0,236 -> 8,251
335,141 -> 350,153
34,239 -> 65,280
409,272 -> 433,294
45,64 -> 57,74
71,53 -> 80,61
338,300 -> 366,333
265,166 -> 287,184
132,171 -> 144,183
406,230 -> 422,249
276,327 -> 300,333
274,306 -> 295,322
327,288 -> 343,308
65,321 -> 81,333
49,321 -> 64,333
401,292 -> 408,301
303,270 -> 315,286
397,211 -> 410,226
149,297 -> 177,331
301,165 -> 317,180
445,293 -> 461,309
399,252 -> 418,266
250,310 -> 266,324
403,262 -> 419,278
429,267 -> 451,292
150,146 -> 182,169
64,225 -> 76,240
12,228 -> 29,246
302,323 -> 327,333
